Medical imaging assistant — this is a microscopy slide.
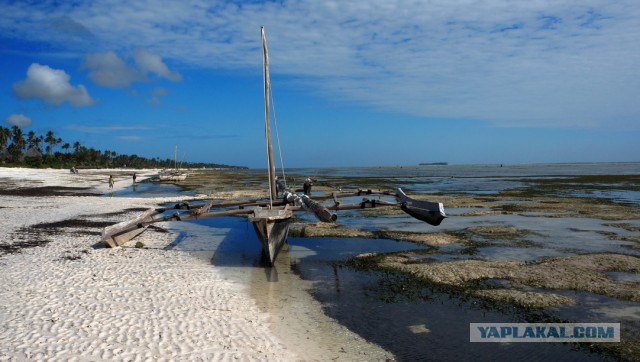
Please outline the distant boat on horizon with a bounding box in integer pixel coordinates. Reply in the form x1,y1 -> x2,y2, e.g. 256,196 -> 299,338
419,162 -> 448,166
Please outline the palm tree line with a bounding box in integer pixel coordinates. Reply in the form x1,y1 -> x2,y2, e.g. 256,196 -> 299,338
0,125 -> 242,169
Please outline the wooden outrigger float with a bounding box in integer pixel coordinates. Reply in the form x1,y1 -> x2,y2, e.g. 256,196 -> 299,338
100,27 -> 447,265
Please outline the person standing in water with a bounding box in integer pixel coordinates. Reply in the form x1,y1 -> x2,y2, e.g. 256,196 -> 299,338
303,177 -> 313,195
132,173 -> 137,183
108,175 -> 115,189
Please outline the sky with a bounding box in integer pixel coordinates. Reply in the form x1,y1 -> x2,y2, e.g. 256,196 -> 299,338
1,0 -> 639,168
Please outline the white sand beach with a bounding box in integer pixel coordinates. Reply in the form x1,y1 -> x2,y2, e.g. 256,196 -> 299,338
0,168 -> 306,361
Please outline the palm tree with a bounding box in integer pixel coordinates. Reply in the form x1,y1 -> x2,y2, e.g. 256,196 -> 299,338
0,126 -> 12,150
45,131 -> 57,155
9,126 -> 25,160
73,141 -> 81,154
62,143 -> 70,153
27,131 -> 38,149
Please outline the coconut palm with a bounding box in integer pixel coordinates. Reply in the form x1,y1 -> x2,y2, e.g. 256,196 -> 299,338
27,131 -> 38,149
9,126 -> 25,160
0,126 -> 12,150
45,130 -> 58,155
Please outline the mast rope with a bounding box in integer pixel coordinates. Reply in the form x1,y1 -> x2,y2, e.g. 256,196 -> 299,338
269,85 -> 287,189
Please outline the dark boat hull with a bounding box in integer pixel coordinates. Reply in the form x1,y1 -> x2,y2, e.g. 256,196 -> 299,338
396,188 -> 446,226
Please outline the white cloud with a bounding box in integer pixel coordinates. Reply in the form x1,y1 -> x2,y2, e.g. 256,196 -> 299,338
82,51 -> 143,88
4,114 -> 32,127
82,50 -> 181,88
2,1 -> 640,129
12,63 -> 95,106
134,50 -> 182,82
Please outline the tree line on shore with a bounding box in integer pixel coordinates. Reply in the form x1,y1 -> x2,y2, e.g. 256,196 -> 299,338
0,125 -> 244,169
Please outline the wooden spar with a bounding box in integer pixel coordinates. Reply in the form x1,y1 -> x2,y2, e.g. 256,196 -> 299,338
100,187 -> 445,248
161,189 -> 398,211
99,189 -> 446,253
262,26 -> 277,202
101,198 -> 396,246
174,145 -> 178,170
101,208 -> 156,248
100,188 -> 376,237
101,207 -> 256,247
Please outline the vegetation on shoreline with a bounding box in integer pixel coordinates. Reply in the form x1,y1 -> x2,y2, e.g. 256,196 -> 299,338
0,125 -> 245,169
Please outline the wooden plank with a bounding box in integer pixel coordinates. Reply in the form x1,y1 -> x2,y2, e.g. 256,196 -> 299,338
101,208 -> 156,247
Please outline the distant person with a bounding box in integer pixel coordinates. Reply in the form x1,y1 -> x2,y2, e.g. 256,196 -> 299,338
303,177 -> 313,195
132,173 -> 137,183
108,175 -> 115,189
275,176 -> 285,194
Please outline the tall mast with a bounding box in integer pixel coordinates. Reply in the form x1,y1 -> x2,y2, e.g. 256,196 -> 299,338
174,145 -> 178,170
262,26 -> 277,202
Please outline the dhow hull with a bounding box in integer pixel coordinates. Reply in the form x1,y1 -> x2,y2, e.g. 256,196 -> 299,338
249,208 -> 292,265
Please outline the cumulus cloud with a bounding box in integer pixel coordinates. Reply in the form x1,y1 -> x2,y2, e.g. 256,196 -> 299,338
83,51 -> 143,88
12,63 -> 95,107
82,50 -> 181,88
4,114 -> 32,127
134,50 -> 182,82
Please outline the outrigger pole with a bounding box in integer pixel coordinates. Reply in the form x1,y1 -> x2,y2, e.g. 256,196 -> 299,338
101,188 -> 446,248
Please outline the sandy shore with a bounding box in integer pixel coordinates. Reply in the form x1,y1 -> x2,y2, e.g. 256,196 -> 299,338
0,168 -> 301,360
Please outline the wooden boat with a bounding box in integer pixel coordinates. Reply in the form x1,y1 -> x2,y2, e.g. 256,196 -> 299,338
395,188 -> 446,226
249,207 -> 292,264
158,146 -> 187,181
99,27 -> 447,265
247,26 -> 293,264
158,171 -> 187,182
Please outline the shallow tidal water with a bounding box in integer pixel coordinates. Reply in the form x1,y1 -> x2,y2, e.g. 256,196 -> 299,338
166,216 -> 601,361
118,162 -> 640,360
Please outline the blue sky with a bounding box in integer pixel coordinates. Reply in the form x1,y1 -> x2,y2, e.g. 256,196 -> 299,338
1,0 -> 639,168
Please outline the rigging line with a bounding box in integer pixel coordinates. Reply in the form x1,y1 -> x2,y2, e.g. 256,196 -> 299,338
269,83 -> 287,189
